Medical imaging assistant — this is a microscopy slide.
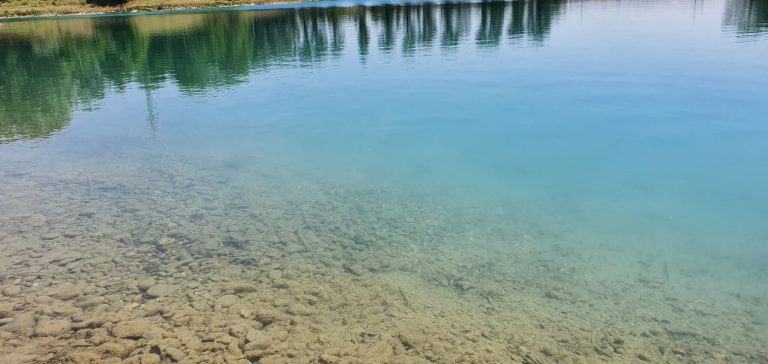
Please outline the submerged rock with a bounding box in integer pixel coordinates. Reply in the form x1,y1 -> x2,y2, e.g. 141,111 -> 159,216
216,295 -> 238,307
50,283 -> 84,301
267,270 -> 283,280
123,353 -> 161,364
35,319 -> 72,337
284,242 -> 304,254
0,303 -> 16,318
146,284 -> 176,298
41,232 -> 61,240
137,278 -> 157,291
4,312 -> 36,336
27,213 -> 48,227
111,319 -> 160,339
164,347 -> 186,362
2,285 -> 22,297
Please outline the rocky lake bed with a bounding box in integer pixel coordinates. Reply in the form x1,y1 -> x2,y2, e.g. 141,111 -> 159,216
1,154 -> 766,363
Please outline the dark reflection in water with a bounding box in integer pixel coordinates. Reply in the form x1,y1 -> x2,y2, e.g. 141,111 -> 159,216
723,0 -> 768,36
1,0 -> 764,143
0,1 -> 567,143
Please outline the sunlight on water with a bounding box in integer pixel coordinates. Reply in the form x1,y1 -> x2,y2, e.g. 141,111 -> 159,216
1,0 -> 767,362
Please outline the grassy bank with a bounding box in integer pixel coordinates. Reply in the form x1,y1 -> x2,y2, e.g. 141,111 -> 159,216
0,0 -> 294,19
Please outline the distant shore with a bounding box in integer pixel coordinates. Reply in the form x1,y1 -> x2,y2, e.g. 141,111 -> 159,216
0,0 -> 301,20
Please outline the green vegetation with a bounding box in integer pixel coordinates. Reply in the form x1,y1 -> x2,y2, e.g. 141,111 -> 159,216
724,0 -> 768,35
0,0 -> 278,18
0,1 -> 568,142
1,0 -> 765,142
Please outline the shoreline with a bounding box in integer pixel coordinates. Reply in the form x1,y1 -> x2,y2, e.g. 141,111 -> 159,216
0,0 -> 305,21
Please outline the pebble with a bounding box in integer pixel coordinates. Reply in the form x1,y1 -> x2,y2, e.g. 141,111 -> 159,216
157,237 -> 175,247
320,353 -> 340,364
111,319 -> 153,339
35,319 -> 72,337
267,270 -> 283,280
0,303 -> 16,318
137,278 -> 157,291
27,214 -> 47,227
142,304 -> 167,316
123,354 -> 161,364
6,312 -> 36,336
115,233 -> 134,246
2,285 -> 22,297
78,210 -> 96,218
238,308 -> 253,319
284,243 -> 304,253
243,332 -> 270,351
544,290 -> 562,300
146,284 -> 176,298
50,283 -> 84,301
97,342 -> 129,357
364,340 -> 394,360
41,232 -> 61,240
287,304 -> 315,316
216,295 -> 238,307
229,324 -> 249,339
245,327 -> 261,342
747,309 -> 768,325
637,353 -> 654,362
164,347 -> 186,362
88,328 -> 111,345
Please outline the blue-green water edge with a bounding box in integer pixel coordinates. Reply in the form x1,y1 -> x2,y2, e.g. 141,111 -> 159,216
1,0 -> 767,362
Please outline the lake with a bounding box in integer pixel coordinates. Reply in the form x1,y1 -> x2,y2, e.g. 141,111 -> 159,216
1,0 -> 767,362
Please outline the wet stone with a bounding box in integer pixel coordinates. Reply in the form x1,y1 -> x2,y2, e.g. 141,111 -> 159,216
50,283 -> 84,300
267,270 -> 283,280
97,342 -> 129,357
35,319 -> 72,337
229,324 -> 249,339
111,319 -> 154,339
284,243 -> 304,254
245,327 -> 261,343
216,295 -> 238,307
365,340 -> 394,360
27,214 -> 48,227
78,209 -> 97,218
5,312 -> 36,337
320,353 -> 340,364
2,285 -> 22,297
137,278 -> 157,291
164,347 -> 186,362
41,232 -> 61,240
123,353 -> 161,364
544,290 -> 562,300
287,304 -> 315,316
146,284 -> 176,298
157,237 -> 175,247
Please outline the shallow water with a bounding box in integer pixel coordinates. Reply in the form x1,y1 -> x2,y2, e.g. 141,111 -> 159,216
1,0 -> 767,363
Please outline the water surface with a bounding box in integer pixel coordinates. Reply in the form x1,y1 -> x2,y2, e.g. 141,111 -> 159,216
1,0 -> 767,362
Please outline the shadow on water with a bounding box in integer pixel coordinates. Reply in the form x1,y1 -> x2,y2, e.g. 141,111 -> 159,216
0,1 -> 566,143
723,0 -> 768,36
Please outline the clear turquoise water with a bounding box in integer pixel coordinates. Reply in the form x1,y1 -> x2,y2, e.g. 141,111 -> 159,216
1,0 -> 768,362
